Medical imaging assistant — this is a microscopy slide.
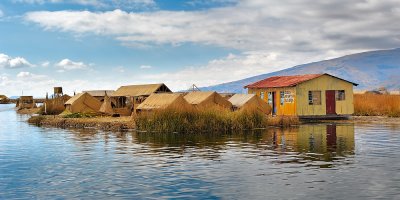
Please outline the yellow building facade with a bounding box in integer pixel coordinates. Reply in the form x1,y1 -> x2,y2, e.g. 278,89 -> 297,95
245,74 -> 357,117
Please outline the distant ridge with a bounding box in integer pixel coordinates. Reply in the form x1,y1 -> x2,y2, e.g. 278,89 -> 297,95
201,48 -> 400,93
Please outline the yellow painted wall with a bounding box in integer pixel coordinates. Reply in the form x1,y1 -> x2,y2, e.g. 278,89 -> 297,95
295,74 -> 354,116
248,87 -> 297,115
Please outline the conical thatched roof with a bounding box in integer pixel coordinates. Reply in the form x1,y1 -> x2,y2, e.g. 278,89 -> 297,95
229,94 -> 271,114
65,92 -> 101,114
136,93 -> 190,111
184,91 -> 232,109
99,93 -> 114,115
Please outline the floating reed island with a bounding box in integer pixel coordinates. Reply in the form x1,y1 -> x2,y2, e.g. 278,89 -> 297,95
22,73 -> 400,132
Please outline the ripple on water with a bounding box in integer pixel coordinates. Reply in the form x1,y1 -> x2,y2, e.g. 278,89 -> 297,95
1,104 -> 400,199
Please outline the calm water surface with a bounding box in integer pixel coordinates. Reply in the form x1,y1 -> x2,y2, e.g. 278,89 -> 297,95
0,104 -> 399,199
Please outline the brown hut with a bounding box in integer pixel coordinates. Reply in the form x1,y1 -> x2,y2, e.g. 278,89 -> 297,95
99,93 -> 114,115
64,92 -> 101,114
111,83 -> 172,116
184,91 -> 232,109
0,95 -> 9,104
228,94 -> 271,114
136,93 -> 191,113
18,96 -> 36,109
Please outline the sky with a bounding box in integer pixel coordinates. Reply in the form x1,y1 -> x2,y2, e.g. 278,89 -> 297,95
1,0 -> 400,96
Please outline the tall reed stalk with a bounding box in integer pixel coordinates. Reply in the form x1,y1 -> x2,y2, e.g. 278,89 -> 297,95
354,94 -> 400,117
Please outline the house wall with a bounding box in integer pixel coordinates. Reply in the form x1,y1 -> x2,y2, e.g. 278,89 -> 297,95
248,87 -> 297,115
295,75 -> 354,116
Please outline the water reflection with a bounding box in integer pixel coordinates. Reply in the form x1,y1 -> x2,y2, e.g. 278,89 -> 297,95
85,124 -> 355,167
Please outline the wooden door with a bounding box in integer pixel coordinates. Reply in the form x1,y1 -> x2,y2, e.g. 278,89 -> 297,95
326,90 -> 336,115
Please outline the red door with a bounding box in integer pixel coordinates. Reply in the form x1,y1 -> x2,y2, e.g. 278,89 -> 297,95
326,90 -> 336,115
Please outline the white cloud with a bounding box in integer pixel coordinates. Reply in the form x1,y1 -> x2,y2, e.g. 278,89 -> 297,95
24,1 -> 400,53
55,59 -> 87,71
139,65 -> 152,69
41,61 -> 50,67
0,53 -> 34,69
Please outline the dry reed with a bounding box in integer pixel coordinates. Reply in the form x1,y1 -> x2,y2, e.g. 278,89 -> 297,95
354,94 -> 400,117
134,106 -> 299,133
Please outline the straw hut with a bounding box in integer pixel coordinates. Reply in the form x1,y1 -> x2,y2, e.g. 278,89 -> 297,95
18,96 -> 36,109
64,92 -> 101,114
83,90 -> 115,102
136,93 -> 191,113
229,94 -> 271,114
245,73 -> 358,118
99,93 -> 114,115
0,95 -> 9,104
184,91 -> 232,109
111,83 -> 172,116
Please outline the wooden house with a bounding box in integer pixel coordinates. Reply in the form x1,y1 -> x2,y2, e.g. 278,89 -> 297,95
228,94 -> 271,114
244,73 -> 358,118
184,91 -> 232,110
111,83 -> 172,116
17,96 -> 36,110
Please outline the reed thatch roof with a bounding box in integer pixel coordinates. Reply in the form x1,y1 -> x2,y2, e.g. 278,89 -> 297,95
136,93 -> 190,111
184,91 -> 232,109
229,94 -> 271,114
65,92 -> 101,113
83,90 -> 115,97
99,93 -> 114,115
0,95 -> 7,100
112,83 -> 171,97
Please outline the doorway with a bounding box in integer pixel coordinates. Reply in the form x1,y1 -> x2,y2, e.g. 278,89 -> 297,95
325,90 -> 336,115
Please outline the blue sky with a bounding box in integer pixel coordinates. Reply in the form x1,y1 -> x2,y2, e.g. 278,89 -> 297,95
1,0 -> 399,96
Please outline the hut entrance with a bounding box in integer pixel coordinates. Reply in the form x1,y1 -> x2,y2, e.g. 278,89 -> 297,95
326,90 -> 336,115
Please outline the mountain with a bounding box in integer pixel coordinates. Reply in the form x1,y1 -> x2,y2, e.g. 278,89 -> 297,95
202,48 -> 400,93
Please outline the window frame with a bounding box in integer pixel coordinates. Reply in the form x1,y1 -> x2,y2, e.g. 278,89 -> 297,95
308,90 -> 321,105
336,90 -> 345,101
280,91 -> 284,105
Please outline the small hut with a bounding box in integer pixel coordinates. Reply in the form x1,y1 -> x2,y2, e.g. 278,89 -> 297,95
99,93 -> 114,115
18,96 -> 36,109
229,94 -> 271,114
0,95 -> 9,104
136,93 -> 191,113
64,92 -> 101,114
184,91 -> 232,109
111,83 -> 172,116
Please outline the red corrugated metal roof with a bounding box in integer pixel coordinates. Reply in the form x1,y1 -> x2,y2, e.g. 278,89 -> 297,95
245,73 -> 358,89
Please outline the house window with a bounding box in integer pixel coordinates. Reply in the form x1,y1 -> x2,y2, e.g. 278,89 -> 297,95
268,92 -> 273,105
280,91 -> 284,105
260,92 -> 264,100
336,90 -> 345,101
308,91 -> 321,105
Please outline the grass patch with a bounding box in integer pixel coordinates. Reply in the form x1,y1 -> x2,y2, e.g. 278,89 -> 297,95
354,94 -> 400,117
134,106 -> 299,133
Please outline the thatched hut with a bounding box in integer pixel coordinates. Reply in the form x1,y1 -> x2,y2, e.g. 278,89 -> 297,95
99,93 -> 114,115
111,83 -> 172,116
0,95 -> 9,104
136,93 -> 191,113
228,94 -> 271,114
64,92 -> 101,114
184,91 -> 232,109
18,96 -> 36,109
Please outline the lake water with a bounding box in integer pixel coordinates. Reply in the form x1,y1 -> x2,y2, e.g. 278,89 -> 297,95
1,104 -> 400,199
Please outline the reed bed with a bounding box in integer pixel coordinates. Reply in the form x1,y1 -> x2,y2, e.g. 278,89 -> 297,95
354,94 -> 400,117
134,106 -> 299,133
